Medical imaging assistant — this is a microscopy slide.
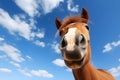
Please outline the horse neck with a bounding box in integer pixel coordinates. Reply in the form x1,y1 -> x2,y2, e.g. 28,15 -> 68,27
72,61 -> 99,80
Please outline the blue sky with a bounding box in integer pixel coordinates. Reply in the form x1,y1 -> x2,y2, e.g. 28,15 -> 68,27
0,0 -> 120,80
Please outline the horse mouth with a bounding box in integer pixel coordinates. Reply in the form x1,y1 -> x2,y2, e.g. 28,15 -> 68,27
64,57 -> 85,69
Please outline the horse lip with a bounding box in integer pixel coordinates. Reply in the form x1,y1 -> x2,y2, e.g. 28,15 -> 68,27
64,57 -> 85,69
65,56 -> 84,63
73,57 -> 84,62
63,52 -> 82,61
80,57 -> 84,64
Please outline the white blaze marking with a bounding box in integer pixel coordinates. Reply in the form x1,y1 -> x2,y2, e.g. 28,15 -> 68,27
64,27 -> 87,58
65,28 -> 77,51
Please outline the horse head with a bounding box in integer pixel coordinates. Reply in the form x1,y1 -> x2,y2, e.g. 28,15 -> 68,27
55,8 -> 91,69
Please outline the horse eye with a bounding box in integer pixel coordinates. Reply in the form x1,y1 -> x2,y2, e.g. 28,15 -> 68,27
85,25 -> 89,30
59,31 -> 62,35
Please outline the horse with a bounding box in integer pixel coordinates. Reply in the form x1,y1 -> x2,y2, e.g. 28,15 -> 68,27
55,8 -> 115,80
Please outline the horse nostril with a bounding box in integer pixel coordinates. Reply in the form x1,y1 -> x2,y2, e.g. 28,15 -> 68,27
61,38 -> 67,48
80,34 -> 86,45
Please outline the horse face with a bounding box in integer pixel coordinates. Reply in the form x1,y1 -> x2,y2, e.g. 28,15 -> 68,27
55,8 -> 90,69
60,23 -> 90,69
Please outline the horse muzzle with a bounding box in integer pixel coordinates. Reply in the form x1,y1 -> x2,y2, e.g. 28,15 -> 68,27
61,47 -> 82,61
60,34 -> 87,62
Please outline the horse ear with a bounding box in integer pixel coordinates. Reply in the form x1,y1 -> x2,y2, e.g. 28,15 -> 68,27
55,18 -> 62,29
81,8 -> 89,23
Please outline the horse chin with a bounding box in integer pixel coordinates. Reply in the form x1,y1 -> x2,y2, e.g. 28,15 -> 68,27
64,57 -> 85,69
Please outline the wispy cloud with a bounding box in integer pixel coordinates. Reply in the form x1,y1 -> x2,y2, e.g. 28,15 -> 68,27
34,31 -> 45,39
18,69 -> 32,77
15,0 -> 64,15
10,61 -> 21,68
52,58 -> 72,72
119,58 -> 120,62
0,55 -> 7,59
0,68 -> 12,73
51,41 -> 61,54
0,37 -> 25,63
0,37 -> 53,78
34,40 -> 45,47
0,37 -> 4,42
40,0 -> 64,14
67,0 -> 79,12
14,0 -> 79,15
0,8 -> 32,40
26,55 -> 32,60
0,43 -> 25,62
31,69 -> 53,78
52,58 -> 66,67
112,40 -> 120,47
103,40 -> 120,53
103,43 -> 112,53
18,68 -> 54,78
14,0 -> 39,17
109,66 -> 120,77
0,8 -> 45,47
108,59 -> 120,78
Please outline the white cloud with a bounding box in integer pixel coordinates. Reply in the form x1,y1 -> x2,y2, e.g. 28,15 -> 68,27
15,0 -> 79,15
52,59 -> 66,67
26,55 -> 32,60
15,0 -> 64,15
18,69 -> 54,78
66,68 -> 72,72
31,31 -> 45,39
14,0 -> 39,17
0,68 -> 12,73
40,0 -> 64,14
35,32 -> 45,39
0,37 -> 4,42
52,58 -> 72,72
0,55 -> 7,59
51,41 -> 61,54
103,40 -> 120,53
31,70 -> 53,78
34,40 -> 45,47
108,59 -> 120,78
0,8 -> 32,40
108,65 -> 120,77
112,40 -> 120,47
18,69 -> 32,77
0,43 -> 25,62
119,58 -> 120,62
67,0 -> 79,12
0,8 -> 45,47
10,61 -> 21,68
103,43 -> 112,53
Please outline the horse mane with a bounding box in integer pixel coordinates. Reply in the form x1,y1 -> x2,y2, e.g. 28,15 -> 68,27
55,15 -> 88,37
59,15 -> 88,30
